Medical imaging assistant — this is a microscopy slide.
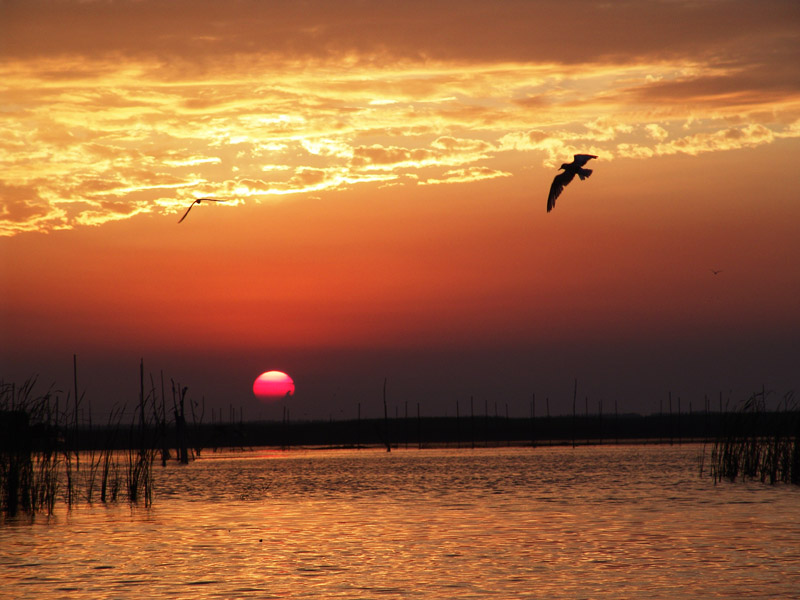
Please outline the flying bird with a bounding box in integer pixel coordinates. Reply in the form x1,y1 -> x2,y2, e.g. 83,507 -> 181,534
711,269 -> 723,275
547,154 -> 598,213
177,198 -> 225,223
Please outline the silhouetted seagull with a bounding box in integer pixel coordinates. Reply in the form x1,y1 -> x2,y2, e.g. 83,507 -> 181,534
711,269 -> 723,275
547,154 -> 597,213
177,198 -> 224,223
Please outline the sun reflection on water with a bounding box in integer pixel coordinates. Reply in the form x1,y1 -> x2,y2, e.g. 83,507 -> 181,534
2,445 -> 799,599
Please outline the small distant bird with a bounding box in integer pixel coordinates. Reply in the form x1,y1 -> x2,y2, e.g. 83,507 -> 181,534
177,198 -> 224,223
547,154 -> 598,213
711,269 -> 723,275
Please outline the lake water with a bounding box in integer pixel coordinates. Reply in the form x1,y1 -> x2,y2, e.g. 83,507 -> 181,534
1,444 -> 799,599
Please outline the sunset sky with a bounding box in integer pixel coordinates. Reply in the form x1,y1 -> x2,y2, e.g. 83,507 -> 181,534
2,0 -> 799,422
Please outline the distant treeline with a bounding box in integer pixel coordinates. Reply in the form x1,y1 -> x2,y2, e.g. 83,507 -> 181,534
14,410 -> 795,453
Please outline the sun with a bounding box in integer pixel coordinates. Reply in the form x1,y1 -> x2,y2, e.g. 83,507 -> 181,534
253,371 -> 295,401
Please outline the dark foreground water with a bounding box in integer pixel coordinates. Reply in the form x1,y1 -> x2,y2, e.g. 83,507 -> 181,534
1,445 -> 799,599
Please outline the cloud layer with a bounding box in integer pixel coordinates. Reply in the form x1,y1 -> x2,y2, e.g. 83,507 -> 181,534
1,0 -> 799,235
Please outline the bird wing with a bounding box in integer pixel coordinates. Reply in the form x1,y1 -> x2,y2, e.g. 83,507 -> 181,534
547,171 -> 575,212
177,202 -> 196,223
572,154 -> 597,167
178,198 -> 226,223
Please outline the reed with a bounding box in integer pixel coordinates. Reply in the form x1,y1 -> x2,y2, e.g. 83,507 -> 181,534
172,380 -> 191,464
126,442 -> 155,506
1,356 -> 195,519
1,378 -> 61,517
709,389 -> 799,485
98,406 -> 125,503
125,360 -> 157,506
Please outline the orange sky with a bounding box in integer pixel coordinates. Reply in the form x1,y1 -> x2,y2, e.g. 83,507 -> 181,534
2,0 -> 799,420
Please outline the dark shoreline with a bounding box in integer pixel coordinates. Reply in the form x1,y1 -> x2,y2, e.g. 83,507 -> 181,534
20,411 -> 794,453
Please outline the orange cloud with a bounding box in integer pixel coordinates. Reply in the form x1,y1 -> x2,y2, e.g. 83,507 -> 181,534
2,1 -> 799,235
421,167 -> 511,185
655,124 -> 778,157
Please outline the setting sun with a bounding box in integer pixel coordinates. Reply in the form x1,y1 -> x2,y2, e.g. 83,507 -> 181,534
253,371 -> 295,401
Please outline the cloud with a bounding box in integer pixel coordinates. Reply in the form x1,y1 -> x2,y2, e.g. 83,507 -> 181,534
290,167 -> 329,187
351,137 -> 493,171
645,124 -> 669,142
4,0 -> 797,67
655,124 -> 776,157
582,117 -> 633,142
300,138 -> 353,158
0,184 -> 54,235
498,130 -> 606,166
615,143 -> 655,160
351,145 -> 437,170
617,58 -> 800,120
2,1 -> 799,235
498,130 -> 563,153
421,167 -> 511,185
430,136 -> 493,154
228,168 -> 399,199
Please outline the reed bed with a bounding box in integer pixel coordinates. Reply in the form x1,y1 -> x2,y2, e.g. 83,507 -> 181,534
709,389 -> 799,485
0,378 -> 59,516
0,359 -> 194,520
0,378 -> 113,518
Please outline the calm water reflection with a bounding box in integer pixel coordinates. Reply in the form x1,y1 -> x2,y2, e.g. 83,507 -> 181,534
2,445 -> 799,599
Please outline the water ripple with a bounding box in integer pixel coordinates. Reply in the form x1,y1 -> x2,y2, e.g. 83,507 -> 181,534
2,445 -> 799,599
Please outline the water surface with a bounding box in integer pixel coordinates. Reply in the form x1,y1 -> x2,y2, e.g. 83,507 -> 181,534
2,445 -> 798,599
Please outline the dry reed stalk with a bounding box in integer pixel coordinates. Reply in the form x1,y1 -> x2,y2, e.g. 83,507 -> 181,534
710,389 -> 798,485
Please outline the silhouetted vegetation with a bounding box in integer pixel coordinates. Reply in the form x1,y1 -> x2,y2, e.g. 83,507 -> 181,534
0,379 -> 59,516
709,388 -> 799,485
159,408 -> 772,450
0,373 -> 133,519
1,357 -> 208,520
